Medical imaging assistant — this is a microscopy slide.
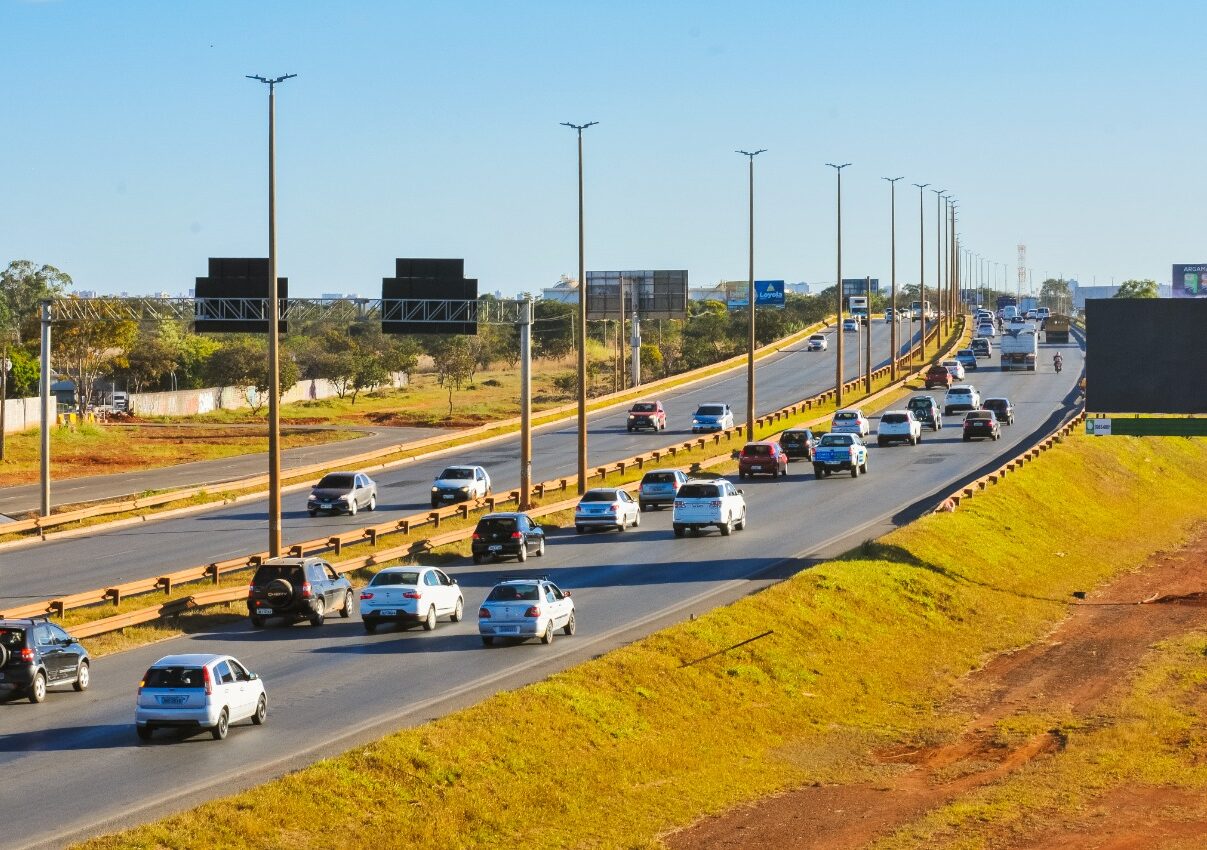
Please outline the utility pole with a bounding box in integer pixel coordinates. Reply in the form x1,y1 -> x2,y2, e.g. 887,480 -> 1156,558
738,149 -> 765,439
630,308 -> 641,387
39,301 -> 51,516
882,176 -> 903,381
518,298 -> 533,508
828,162 -> 851,404
248,72 -> 296,559
0,337 -> 9,462
932,189 -> 946,339
913,183 -> 929,360
561,121 -> 597,494
864,275 -> 872,393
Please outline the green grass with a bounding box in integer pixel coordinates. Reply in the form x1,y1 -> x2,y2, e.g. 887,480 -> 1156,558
73,430 -> 1207,850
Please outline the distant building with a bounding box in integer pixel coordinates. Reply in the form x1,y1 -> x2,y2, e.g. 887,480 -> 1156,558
1072,281 -> 1172,308
540,275 -> 580,304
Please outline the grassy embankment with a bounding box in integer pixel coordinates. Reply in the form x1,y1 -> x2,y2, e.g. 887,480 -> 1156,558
74,431 -> 1207,850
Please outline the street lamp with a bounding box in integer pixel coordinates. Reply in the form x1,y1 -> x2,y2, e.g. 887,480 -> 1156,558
737,149 -> 766,440
828,162 -> 851,404
0,342 -> 11,462
561,121 -> 598,494
882,176 -> 904,381
931,189 -> 946,337
247,72 -> 296,559
912,183 -> 929,360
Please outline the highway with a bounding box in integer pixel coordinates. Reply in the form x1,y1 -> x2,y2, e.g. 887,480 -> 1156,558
0,335 -> 1085,850
0,321 -> 920,605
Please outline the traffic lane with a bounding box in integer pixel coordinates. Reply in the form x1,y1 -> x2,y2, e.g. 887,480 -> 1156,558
0,355 -> 1075,848
2,323 -> 906,601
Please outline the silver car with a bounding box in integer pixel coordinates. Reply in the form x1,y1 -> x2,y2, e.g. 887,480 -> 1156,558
638,468 -> 688,511
574,488 -> 640,533
430,465 -> 491,508
135,653 -> 266,742
307,471 -> 377,516
478,578 -> 576,646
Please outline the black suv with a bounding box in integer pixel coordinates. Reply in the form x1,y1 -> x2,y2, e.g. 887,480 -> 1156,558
471,513 -> 545,564
246,557 -> 355,628
0,618 -> 90,703
779,428 -> 818,462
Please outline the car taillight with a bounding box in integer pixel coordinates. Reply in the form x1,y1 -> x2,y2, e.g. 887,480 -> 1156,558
606,505 -> 616,512
673,501 -> 683,508
511,531 -> 523,539
360,591 -> 374,600
524,606 -> 541,618
19,647 -> 34,662
403,591 -> 422,599
202,666 -> 213,696
138,668 -> 152,693
247,582 -> 255,597
472,532 -> 482,540
301,582 -> 312,599
479,608 -> 491,618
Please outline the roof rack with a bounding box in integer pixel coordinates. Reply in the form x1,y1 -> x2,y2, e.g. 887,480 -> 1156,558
499,574 -> 550,583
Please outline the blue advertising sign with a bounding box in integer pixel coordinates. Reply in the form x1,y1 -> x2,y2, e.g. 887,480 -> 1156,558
1172,264 -> 1207,298
728,280 -> 785,308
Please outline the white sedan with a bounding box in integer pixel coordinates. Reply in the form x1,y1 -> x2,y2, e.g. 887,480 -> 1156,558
830,408 -> 871,437
876,410 -> 922,446
358,566 -> 464,633
574,488 -> 641,533
806,333 -> 829,351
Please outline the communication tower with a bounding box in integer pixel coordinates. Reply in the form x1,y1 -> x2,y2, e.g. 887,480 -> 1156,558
1017,244 -> 1027,299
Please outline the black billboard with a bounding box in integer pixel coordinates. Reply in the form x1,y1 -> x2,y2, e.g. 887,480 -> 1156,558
382,258 -> 478,335
585,270 -> 688,320
194,258 -> 287,334
841,278 -> 880,296
1085,298 -> 1207,414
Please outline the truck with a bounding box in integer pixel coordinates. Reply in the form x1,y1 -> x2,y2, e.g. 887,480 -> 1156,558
848,295 -> 869,325
999,327 -> 1038,371
909,300 -> 935,321
1044,313 -> 1071,344
812,432 -> 869,479
995,295 -> 1017,312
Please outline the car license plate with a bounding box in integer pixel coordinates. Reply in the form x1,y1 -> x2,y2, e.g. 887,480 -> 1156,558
497,626 -> 519,635
378,609 -> 396,617
489,544 -> 502,552
320,503 -> 331,509
442,494 -> 455,500
751,465 -> 762,471
158,695 -> 186,705
256,608 -> 273,615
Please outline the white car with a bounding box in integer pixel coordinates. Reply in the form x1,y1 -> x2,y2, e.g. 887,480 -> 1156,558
806,333 -> 829,351
842,319 -> 859,333
692,403 -> 734,433
478,578 -> 575,646
884,310 -> 897,322
574,487 -> 640,533
877,410 -> 922,446
830,408 -> 871,437
976,322 -> 997,339
943,384 -> 982,416
941,359 -> 966,381
135,654 -> 266,742
431,465 -> 491,507
672,478 -> 746,537
358,566 -> 464,633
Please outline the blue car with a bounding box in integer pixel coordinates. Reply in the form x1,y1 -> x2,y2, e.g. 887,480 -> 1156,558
955,348 -> 979,371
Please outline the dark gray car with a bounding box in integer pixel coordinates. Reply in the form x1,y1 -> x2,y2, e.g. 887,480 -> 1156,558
307,471 -> 377,516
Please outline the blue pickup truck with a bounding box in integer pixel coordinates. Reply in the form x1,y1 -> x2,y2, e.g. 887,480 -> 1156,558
812,433 -> 869,479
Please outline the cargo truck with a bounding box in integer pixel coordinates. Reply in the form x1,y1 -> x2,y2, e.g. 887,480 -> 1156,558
999,327 -> 1038,371
848,295 -> 869,325
1044,313 -> 1071,344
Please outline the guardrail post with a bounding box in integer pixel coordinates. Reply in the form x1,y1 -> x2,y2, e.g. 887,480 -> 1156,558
596,466 -> 607,480
50,600 -> 65,617
457,504 -> 469,519
429,511 -> 440,529
105,588 -> 121,607
534,483 -> 545,498
157,577 -> 172,595
206,564 -> 220,584
288,544 -> 303,558
367,528 -> 379,546
328,537 -> 342,556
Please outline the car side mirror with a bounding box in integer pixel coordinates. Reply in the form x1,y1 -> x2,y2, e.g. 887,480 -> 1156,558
737,489 -> 744,495
563,590 -> 571,598
248,672 -> 259,681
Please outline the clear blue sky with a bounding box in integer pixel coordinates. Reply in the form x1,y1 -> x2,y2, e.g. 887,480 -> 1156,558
2,0 -> 1200,298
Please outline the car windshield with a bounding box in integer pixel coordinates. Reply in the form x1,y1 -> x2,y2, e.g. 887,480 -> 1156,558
144,666 -> 206,689
476,517 -> 517,534
696,405 -> 725,416
370,571 -> 421,586
834,411 -> 857,421
642,472 -> 678,484
819,434 -> 854,447
316,474 -> 354,489
810,335 -> 824,341
580,490 -> 618,502
438,468 -> 473,480
677,483 -> 720,499
0,628 -> 26,650
631,403 -> 656,412
251,564 -> 303,585
486,584 -> 540,602
881,413 -> 908,424
742,444 -> 772,456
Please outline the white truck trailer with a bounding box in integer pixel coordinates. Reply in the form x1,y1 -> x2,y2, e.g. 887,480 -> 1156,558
999,327 -> 1038,371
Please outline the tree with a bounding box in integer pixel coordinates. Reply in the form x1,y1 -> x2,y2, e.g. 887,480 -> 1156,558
4,347 -> 39,398
205,338 -> 263,409
430,336 -> 476,415
1113,279 -> 1159,299
382,337 -> 420,387
533,300 -> 575,360
1,261 -> 72,343
52,302 -> 137,413
1039,278 -> 1070,310
116,327 -> 179,394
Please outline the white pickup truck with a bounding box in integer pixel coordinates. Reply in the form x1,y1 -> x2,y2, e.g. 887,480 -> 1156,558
812,433 -> 869,479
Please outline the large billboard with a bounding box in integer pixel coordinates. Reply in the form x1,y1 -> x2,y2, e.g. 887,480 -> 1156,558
1085,298 -> 1207,413
841,278 -> 880,296
1172,264 -> 1207,298
727,280 -> 784,308
585,270 -> 688,320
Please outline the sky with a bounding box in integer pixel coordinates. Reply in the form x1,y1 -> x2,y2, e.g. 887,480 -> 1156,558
1,0 -> 1202,299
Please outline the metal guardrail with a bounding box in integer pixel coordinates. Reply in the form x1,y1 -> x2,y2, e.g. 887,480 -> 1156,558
2,318 -> 962,629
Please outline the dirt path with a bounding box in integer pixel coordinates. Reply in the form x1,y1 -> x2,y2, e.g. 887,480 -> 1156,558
666,533 -> 1207,850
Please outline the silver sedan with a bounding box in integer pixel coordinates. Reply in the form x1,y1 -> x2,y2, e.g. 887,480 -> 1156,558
574,488 -> 640,533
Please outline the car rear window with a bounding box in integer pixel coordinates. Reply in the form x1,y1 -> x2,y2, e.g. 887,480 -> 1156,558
642,472 -> 678,484
782,431 -> 808,440
486,584 -> 540,602
949,389 -> 972,396
907,398 -> 931,409
580,490 -> 617,502
819,434 -> 853,447
370,571 -> 421,586
696,405 -> 725,416
0,628 -> 26,651
833,411 -> 856,421
476,517 -> 517,534
742,444 -> 771,456
966,412 -> 992,421
631,403 -> 656,412
958,350 -> 974,357
677,484 -> 720,499
881,413 -> 908,424
252,564 -> 304,585
144,666 -> 206,689
438,467 -> 473,479
316,474 -> 354,489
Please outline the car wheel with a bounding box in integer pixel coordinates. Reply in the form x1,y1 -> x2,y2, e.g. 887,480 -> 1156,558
627,427 -> 633,432
736,509 -> 747,530
617,517 -> 626,532
851,463 -> 860,478
309,598 -> 325,627
307,510 -> 317,517
633,511 -> 640,528
363,619 -> 377,634
963,435 -> 970,442
73,660 -> 90,692
481,636 -> 495,647
368,494 -> 377,511
541,622 -> 555,645
423,606 -> 437,631
452,597 -> 464,622
250,615 -> 265,629
813,464 -> 823,478
536,537 -> 546,557
640,502 -> 650,512
211,709 -> 229,741
431,499 -> 439,509
517,543 -> 528,563
575,525 -> 585,534
861,459 -> 869,474
738,471 -> 746,480
673,524 -> 685,538
719,517 -> 733,536
472,552 -> 484,565
136,724 -> 154,742
564,611 -> 576,636
341,591 -> 354,618
348,499 -> 357,516
28,672 -> 46,704
251,694 -> 267,725
877,438 -> 886,447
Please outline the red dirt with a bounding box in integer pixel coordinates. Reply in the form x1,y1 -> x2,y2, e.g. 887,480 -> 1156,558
665,532 -> 1207,850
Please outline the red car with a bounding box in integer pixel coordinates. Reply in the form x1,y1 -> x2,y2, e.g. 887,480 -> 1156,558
738,441 -> 788,479
626,401 -> 666,432
923,364 -> 954,389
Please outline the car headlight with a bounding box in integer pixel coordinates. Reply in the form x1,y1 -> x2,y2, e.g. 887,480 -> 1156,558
459,486 -> 470,492
431,486 -> 439,492
307,496 -> 317,502
337,495 -> 350,502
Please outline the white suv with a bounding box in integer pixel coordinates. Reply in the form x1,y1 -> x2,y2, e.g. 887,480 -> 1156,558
135,653 -> 266,742
672,478 -> 747,537
876,410 -> 922,446
943,385 -> 982,416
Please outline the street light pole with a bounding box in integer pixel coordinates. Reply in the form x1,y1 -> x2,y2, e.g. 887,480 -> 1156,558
562,121 -> 597,494
736,149 -> 765,440
828,162 -> 851,404
932,189 -> 946,339
247,72 -> 296,559
0,338 -> 9,462
882,176 -> 903,380
912,183 -> 929,360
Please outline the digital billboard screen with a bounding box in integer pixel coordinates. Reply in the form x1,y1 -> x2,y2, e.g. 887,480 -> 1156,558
585,270 -> 688,320
841,278 -> 880,296
1172,264 -> 1207,298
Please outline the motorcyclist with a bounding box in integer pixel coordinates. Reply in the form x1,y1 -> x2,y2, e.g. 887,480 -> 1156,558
1053,352 -> 1064,373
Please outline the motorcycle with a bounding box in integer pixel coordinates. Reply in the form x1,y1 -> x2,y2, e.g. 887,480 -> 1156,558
1054,357 -> 1063,374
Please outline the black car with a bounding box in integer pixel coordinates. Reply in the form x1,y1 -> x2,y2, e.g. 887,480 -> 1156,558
471,513 -> 545,564
962,410 -> 1001,441
246,557 -> 355,628
983,397 -> 1015,425
906,395 -> 943,431
0,618 -> 90,704
778,428 -> 817,462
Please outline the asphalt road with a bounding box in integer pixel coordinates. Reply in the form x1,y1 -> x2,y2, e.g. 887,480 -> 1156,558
0,335 -> 1085,850
0,321 -> 920,605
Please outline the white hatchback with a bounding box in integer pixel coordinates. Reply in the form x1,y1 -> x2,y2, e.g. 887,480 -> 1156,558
358,566 -> 464,633
831,408 -> 871,437
672,478 -> 747,537
876,410 -> 923,446
135,654 -> 266,742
